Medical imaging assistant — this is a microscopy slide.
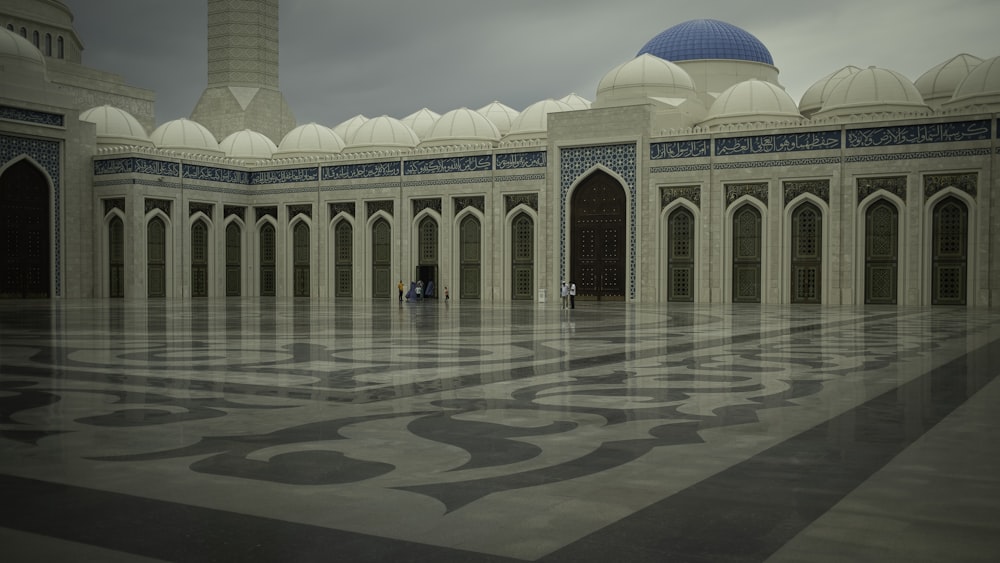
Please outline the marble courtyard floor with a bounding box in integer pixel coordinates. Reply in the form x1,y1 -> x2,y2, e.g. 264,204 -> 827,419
1,298 -> 998,562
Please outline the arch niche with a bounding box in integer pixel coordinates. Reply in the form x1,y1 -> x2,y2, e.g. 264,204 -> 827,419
570,170 -> 626,301
0,160 -> 50,298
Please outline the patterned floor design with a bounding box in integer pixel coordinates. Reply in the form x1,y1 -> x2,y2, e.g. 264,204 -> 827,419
1,299 -> 998,562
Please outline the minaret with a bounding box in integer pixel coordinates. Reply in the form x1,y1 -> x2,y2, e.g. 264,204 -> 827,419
190,0 -> 295,144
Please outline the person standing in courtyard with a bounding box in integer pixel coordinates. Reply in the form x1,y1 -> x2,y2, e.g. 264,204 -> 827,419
398,280 -> 404,302
569,281 -> 576,309
560,281 -> 569,309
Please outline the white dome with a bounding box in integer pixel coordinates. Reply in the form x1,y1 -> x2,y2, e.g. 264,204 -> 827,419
343,115 -> 419,153
946,56 -> 1000,109
504,98 -> 574,140
421,107 -> 500,147
219,129 -> 277,159
400,108 -> 441,140
150,118 -> 224,156
701,79 -> 802,127
0,27 -> 46,79
79,105 -> 152,146
275,123 -> 345,156
595,54 -> 696,106
815,67 -> 929,117
915,54 -> 983,107
476,101 -> 520,135
331,115 -> 369,142
559,93 -> 592,110
798,65 -> 862,116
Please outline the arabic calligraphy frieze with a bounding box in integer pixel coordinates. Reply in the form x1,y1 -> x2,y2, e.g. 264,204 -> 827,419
505,193 -> 538,213
103,198 -> 125,216
649,139 -> 709,160
367,200 -> 393,217
846,120 -> 991,148
189,202 -> 213,218
0,104 -> 64,127
322,161 -> 400,181
845,148 -> 991,163
412,198 -> 441,215
923,173 -> 977,199
454,196 -> 485,214
251,167 -> 318,185
1,135 -> 62,295
496,151 -> 546,169
725,183 -> 769,207
782,180 -> 829,207
255,206 -> 277,222
330,202 -> 354,218
715,131 -> 841,157
224,206 -> 245,222
94,158 -> 133,175
661,186 -> 701,209
144,198 -> 171,217
857,177 -> 907,204
183,164 -> 249,185
403,155 -> 492,175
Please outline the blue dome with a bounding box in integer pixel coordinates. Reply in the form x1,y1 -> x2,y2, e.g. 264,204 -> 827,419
638,19 -> 774,65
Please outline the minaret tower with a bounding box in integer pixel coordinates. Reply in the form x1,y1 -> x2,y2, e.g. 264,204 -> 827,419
190,0 -> 295,144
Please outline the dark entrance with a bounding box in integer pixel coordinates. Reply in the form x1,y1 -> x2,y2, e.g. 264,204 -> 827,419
864,200 -> 899,304
570,171 -> 626,300
0,160 -> 50,298
732,205 -> 761,303
790,202 -> 822,304
931,196 -> 967,305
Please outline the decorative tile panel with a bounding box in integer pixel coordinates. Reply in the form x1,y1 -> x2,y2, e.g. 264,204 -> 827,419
1,134 -> 61,296
251,167 -> 318,185
288,204 -> 312,219
496,151 -> 546,169
504,193 -> 538,213
661,186 -> 701,209
846,120 -> 990,148
189,202 -> 214,218
145,198 -> 172,216
725,183 -> 769,207
496,173 -> 545,183
924,173 -> 977,199
412,198 -> 441,215
404,155 -> 491,175
367,200 -> 393,217
650,163 -> 712,174
783,180 -> 830,207
857,177 -> 907,204
322,161 -> 400,181
0,104 -> 64,127
329,202 -> 355,218
255,206 -> 277,222
454,196 -> 484,214
224,205 -> 245,221
650,139 -> 709,160
714,131 -> 840,157
560,143 -> 637,299
103,198 -> 125,215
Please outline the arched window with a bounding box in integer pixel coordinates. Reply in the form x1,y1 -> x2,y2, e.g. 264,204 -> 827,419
6,24 -> 13,32
57,36 -> 64,59
44,33 -> 51,56
32,30 -> 39,48
0,160 -> 50,298
19,27 -> 27,38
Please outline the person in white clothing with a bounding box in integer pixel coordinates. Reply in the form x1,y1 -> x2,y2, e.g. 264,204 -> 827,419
560,281 -> 569,309
569,281 -> 576,309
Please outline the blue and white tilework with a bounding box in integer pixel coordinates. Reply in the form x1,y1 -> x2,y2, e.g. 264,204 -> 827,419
403,155 -> 492,175
0,104 -> 64,127
846,119 -> 991,148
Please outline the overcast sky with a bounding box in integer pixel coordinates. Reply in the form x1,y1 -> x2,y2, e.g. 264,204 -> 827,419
62,0 -> 1000,130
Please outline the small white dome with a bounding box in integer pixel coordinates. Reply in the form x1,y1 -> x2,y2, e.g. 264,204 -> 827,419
275,123 -> 345,156
421,107 -> 500,147
476,101 -> 520,135
80,105 -> 152,146
700,79 -> 802,128
150,118 -> 224,156
400,108 -> 441,140
798,66 -> 862,116
343,115 -> 419,153
559,93 -> 592,110
504,98 -> 574,140
332,115 -> 369,142
915,54 -> 983,107
946,56 -> 1000,109
595,54 -> 696,106
0,27 -> 46,79
220,129 -> 277,159
815,67 -> 929,117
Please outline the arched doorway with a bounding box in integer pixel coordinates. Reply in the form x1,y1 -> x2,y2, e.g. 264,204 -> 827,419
459,215 -> 481,299
666,207 -> 694,302
259,223 -> 276,297
292,221 -> 309,297
191,219 -> 208,297
511,213 -> 533,300
790,202 -> 822,304
570,171 -> 626,300
109,216 -> 125,298
416,216 -> 438,296
371,218 -> 391,298
931,196 -> 967,305
864,200 -> 899,304
732,205 -> 761,303
0,160 -> 50,298
334,221 -> 353,298
147,217 -> 166,298
225,222 -> 241,296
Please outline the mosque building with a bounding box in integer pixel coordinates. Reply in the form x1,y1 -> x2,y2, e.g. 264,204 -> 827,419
1,0 -> 998,306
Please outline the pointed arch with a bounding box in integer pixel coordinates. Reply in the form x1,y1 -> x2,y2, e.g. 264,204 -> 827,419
255,216 -> 277,297
223,215 -> 246,297
725,198 -> 767,303
568,169 -> 627,300
412,209 -> 441,296
367,211 -> 393,299
505,204 -> 537,301
857,191 -> 905,305
659,198 -> 701,303
0,158 -> 51,297
189,212 -> 213,298
145,210 -> 172,298
784,196 -> 828,304
103,207 -> 126,298
924,188 -> 975,306
455,208 -> 484,299
329,212 -> 355,299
